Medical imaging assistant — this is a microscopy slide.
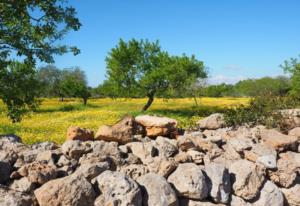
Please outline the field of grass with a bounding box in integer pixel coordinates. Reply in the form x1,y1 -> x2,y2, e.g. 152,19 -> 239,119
0,97 -> 249,144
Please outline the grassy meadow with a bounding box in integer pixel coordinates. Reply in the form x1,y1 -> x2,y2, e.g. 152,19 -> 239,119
0,97 -> 249,144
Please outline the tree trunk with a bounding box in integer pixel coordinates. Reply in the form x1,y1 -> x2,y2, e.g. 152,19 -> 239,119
142,94 -> 154,111
83,98 -> 87,105
193,95 -> 198,106
60,96 -> 64,102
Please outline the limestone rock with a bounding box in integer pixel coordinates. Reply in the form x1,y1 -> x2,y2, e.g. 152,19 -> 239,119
260,128 -> 298,151
95,116 -> 138,144
62,140 -> 92,160
168,163 -> 208,200
253,181 -> 284,206
0,185 -> 34,206
96,170 -> 142,206
229,159 -> 265,200
9,177 -> 36,193
179,199 -> 224,206
174,152 -> 192,163
147,156 -> 178,178
269,151 -> 300,187
135,115 -> 177,137
281,184 -> 300,206
127,142 -> 158,164
230,195 -> 252,206
12,162 -> 57,185
137,173 -> 178,206
244,143 -> 277,169
66,126 -> 94,141
119,164 -> 149,180
288,126 -> 300,138
197,113 -> 225,130
205,163 -> 231,203
34,175 -> 95,206
186,150 -> 204,164
155,136 -> 178,157
280,109 -> 300,129
72,162 -> 110,181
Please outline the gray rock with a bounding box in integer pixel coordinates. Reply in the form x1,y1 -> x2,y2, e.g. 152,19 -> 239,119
127,141 -> 158,164
119,164 -> 149,180
9,177 -> 36,193
168,163 -> 208,200
179,199 -> 224,206
147,156 -> 178,178
253,181 -> 284,206
137,173 -> 178,206
155,136 -> 178,158
72,162 -> 110,181
62,140 -> 92,160
230,195 -> 252,206
186,150 -> 204,164
205,163 -> 231,203
96,170 -> 142,206
197,113 -> 225,130
256,154 -> 277,169
0,185 -> 34,206
229,159 -> 265,200
34,175 -> 95,206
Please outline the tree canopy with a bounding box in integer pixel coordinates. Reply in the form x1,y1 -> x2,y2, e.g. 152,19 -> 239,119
0,0 -> 80,122
105,39 -> 207,110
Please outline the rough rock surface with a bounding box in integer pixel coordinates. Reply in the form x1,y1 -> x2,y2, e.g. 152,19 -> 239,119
1,113 -> 300,206
229,159 -> 265,200
135,115 -> 177,137
137,173 -> 178,206
34,175 -> 95,206
253,181 -> 284,206
168,163 -> 208,200
281,184 -> 300,206
96,170 -> 142,206
205,163 -> 231,203
95,116 -> 138,144
66,126 -> 94,141
0,185 -> 34,206
197,113 -> 225,130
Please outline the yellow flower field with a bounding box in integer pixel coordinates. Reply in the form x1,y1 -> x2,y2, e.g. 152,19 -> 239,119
0,97 -> 249,144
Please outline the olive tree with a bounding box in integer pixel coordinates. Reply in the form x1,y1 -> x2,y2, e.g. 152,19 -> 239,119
105,39 -> 207,111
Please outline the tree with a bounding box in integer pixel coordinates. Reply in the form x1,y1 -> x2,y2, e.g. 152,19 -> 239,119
281,56 -> 300,97
0,0 -> 81,122
59,67 -> 90,104
105,39 -> 207,111
36,65 -> 63,98
0,61 -> 40,122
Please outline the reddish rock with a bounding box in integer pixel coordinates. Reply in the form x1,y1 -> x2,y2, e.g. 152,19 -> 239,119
66,126 -> 94,141
135,115 -> 177,138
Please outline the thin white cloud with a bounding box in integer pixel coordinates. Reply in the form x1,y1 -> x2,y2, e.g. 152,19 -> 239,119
207,75 -> 246,85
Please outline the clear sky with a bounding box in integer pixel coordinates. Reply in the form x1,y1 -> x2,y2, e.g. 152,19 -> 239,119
51,0 -> 300,87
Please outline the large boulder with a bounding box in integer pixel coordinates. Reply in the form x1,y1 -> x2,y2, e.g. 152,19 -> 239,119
34,175 -> 95,206
168,163 -> 208,200
281,184 -> 300,206
11,162 -> 57,185
155,136 -> 178,158
95,116 -> 138,144
0,185 -> 34,206
126,141 -> 158,164
253,181 -> 284,206
269,151 -> 300,188
135,115 -> 177,138
66,126 -> 94,141
137,173 -> 178,206
205,163 -> 231,204
259,128 -> 298,151
229,159 -> 265,200
197,113 -> 225,130
96,170 -> 142,206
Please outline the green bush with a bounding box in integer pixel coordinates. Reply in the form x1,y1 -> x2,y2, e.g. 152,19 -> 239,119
224,95 -> 300,130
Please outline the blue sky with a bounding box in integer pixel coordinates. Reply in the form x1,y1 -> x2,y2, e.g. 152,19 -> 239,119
50,0 -> 300,87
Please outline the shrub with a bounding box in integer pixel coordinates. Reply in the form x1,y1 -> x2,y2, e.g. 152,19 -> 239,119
224,95 -> 300,130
